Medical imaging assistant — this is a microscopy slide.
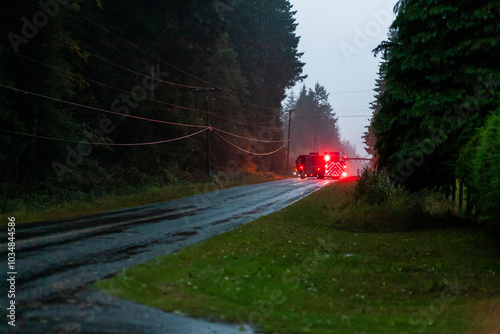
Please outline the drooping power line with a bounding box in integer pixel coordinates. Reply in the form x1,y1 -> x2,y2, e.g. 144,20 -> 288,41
0,128 -> 209,146
0,84 -> 206,128
214,131 -> 289,156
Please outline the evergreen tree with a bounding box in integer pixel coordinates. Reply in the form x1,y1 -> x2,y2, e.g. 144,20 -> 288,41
372,0 -> 500,191
223,0 -> 306,173
473,110 -> 500,234
287,84 -> 342,155
363,65 -> 385,166
227,0 -> 306,108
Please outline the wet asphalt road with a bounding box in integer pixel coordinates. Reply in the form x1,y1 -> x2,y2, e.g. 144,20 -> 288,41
1,178 -> 333,333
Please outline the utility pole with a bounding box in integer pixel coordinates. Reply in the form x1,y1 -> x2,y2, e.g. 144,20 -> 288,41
195,87 -> 222,176
286,109 -> 295,174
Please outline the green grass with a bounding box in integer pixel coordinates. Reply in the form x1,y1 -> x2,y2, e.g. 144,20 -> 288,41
95,179 -> 500,333
2,172 -> 282,224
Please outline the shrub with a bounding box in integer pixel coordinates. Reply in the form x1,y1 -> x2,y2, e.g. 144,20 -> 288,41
473,111 -> 500,237
328,168 -> 424,232
354,167 -> 404,205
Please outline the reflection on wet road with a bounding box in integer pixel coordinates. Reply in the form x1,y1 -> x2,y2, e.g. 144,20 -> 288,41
0,178 -> 333,333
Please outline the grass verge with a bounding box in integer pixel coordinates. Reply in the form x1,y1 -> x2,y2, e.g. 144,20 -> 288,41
95,178 -> 500,333
2,172 -> 282,224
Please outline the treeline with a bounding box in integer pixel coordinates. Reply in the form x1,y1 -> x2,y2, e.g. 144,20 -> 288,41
284,84 -> 342,155
283,83 -> 359,160
369,0 -> 500,233
0,0 -> 305,195
282,83 -> 362,175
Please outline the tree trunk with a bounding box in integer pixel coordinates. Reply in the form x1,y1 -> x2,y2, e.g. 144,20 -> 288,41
452,180 -> 456,203
466,186 -> 473,216
459,181 -> 464,212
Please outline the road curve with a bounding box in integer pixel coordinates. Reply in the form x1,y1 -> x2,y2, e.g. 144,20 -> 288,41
1,178 -> 333,333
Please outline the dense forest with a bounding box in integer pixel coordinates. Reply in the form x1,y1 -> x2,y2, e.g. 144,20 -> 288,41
0,0 -> 306,200
368,0 -> 500,233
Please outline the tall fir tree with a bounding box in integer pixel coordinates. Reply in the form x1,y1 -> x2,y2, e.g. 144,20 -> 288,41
287,84 -> 342,155
363,64 -> 386,166
372,0 -> 500,191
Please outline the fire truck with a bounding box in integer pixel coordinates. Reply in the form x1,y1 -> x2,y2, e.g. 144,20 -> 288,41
295,152 -> 347,179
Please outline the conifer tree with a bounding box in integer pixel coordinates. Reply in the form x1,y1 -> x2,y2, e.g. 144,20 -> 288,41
287,84 -> 341,155
373,0 -> 500,190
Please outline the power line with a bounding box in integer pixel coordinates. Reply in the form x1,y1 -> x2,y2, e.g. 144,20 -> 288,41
214,128 -> 288,143
209,112 -> 282,130
335,110 -> 372,112
241,108 -> 279,118
56,1 -> 212,86
51,3 -> 289,112
5,49 -> 202,113
331,90 -> 373,94
2,83 -> 371,145
336,115 -> 373,118
4,4 -> 287,128
243,101 -> 279,112
0,83 -> 294,145
0,128 -> 208,146
337,115 -> 372,118
214,131 -> 289,156
218,95 -> 280,113
3,4 -> 296,135
1,78 -> 371,154
13,45 -> 377,119
0,84 -> 206,128
3,3 -> 371,155
83,49 -> 206,90
58,16 -> 150,67
293,116 -> 372,119
216,95 -> 278,118
0,5 -> 207,91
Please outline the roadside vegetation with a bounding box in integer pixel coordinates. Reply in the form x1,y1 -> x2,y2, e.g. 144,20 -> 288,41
95,174 -> 500,334
473,111 -> 500,237
328,168 -> 468,233
1,170 -> 281,224
368,0 -> 500,239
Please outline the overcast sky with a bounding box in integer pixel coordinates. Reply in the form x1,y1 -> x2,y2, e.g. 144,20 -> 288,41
287,0 -> 398,156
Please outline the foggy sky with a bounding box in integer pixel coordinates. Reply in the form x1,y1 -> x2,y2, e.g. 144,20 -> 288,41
287,0 -> 398,156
